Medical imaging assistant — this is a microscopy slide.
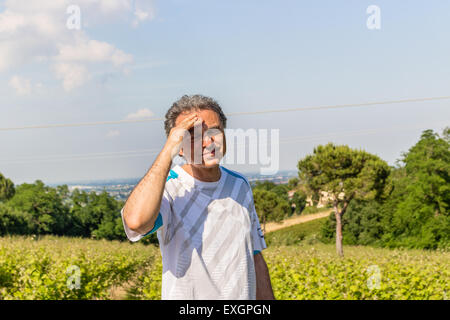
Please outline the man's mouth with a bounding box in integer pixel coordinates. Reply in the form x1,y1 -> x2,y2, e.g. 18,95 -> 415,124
203,149 -> 215,156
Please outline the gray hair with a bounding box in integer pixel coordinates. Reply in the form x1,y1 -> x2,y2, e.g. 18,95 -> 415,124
164,94 -> 227,136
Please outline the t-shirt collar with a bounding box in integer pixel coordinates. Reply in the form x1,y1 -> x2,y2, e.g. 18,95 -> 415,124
172,164 -> 225,190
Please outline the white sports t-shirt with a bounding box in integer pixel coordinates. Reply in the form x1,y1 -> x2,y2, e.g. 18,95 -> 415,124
121,164 -> 267,300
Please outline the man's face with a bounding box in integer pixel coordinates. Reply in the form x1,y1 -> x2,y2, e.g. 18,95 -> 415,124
175,109 -> 226,168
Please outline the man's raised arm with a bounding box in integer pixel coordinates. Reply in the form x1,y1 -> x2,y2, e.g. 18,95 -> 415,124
122,113 -> 199,234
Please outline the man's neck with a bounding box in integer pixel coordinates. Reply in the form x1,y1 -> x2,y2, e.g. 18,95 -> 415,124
181,164 -> 221,182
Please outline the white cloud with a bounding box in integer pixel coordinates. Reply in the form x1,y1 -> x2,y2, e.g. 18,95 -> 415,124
106,129 -> 120,138
8,75 -> 46,95
93,0 -> 131,15
56,38 -> 133,66
126,108 -> 155,120
0,0 -> 155,91
3,0 -> 131,17
135,9 -> 150,21
9,75 -> 32,95
54,63 -> 89,91
0,10 -> 27,33
132,0 -> 156,27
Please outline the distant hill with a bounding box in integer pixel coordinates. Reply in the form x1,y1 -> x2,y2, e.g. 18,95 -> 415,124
48,169 -> 298,188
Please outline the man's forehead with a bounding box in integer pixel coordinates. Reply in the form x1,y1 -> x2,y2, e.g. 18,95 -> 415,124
176,109 -> 222,127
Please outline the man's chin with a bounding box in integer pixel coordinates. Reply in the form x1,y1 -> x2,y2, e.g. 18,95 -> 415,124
188,157 -> 221,168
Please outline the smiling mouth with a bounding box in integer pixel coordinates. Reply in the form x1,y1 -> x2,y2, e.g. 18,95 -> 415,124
203,150 -> 215,156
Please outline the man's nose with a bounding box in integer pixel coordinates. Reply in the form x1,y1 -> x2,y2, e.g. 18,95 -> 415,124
202,133 -> 213,147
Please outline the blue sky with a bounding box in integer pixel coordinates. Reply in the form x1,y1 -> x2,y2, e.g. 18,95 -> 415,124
0,0 -> 449,184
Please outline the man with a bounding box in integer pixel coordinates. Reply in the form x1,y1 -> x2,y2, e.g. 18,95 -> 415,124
121,94 -> 274,300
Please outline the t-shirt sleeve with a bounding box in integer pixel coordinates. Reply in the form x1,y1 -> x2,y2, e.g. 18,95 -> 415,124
121,189 -> 171,242
247,190 -> 267,254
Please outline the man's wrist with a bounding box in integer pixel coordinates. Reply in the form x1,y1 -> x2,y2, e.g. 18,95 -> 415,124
163,139 -> 181,157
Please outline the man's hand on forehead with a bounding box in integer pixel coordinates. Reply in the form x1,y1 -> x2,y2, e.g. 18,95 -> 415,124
188,116 -> 203,139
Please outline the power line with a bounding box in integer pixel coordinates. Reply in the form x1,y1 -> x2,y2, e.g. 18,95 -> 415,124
279,122 -> 447,144
0,148 -> 162,163
1,121 -> 444,166
1,95 -> 449,132
226,96 -> 450,116
0,150 -> 161,165
0,118 -> 164,131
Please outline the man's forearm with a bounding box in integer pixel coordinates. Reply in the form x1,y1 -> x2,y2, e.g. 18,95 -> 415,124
123,114 -> 198,234
123,142 -> 176,234
255,253 -> 275,300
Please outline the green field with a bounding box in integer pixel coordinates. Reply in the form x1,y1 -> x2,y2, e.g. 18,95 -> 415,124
0,233 -> 448,300
265,216 -> 327,246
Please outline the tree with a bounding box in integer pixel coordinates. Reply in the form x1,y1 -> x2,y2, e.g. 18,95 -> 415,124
0,203 -> 29,236
253,189 -> 289,233
321,199 -> 384,246
288,177 -> 299,189
443,126 -> 450,144
297,143 -> 391,257
0,173 -> 15,202
0,177 -> 129,241
252,181 -> 276,191
7,180 -> 70,235
69,189 -> 124,240
401,129 -> 449,217
271,184 -> 290,202
381,129 -> 450,249
70,189 -> 105,237
91,191 -> 126,241
290,190 -> 307,214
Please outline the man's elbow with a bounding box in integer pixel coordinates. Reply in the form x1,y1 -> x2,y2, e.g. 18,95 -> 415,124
127,219 -> 142,233
124,207 -> 157,234
123,208 -> 143,232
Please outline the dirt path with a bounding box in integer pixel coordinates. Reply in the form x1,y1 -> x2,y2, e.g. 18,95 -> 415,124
264,209 -> 332,233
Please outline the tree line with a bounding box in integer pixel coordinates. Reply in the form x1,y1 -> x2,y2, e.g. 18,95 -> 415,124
300,128 -> 449,255
0,180 -> 141,242
0,173 -> 305,245
0,128 -> 448,253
